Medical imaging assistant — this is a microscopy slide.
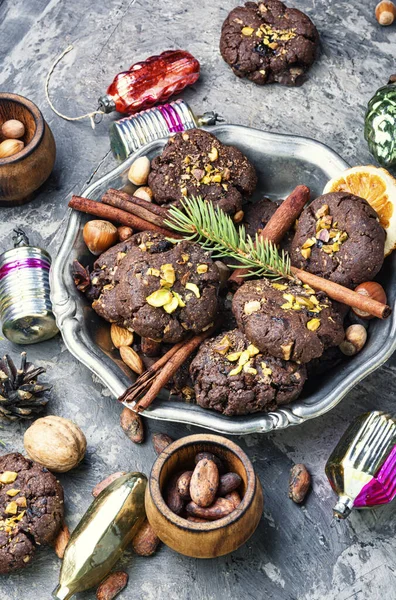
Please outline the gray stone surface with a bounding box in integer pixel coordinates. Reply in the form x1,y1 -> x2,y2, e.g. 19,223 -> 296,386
0,0 -> 396,598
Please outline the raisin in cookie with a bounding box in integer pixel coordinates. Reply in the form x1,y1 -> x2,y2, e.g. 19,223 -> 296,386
148,129 -> 257,217
232,278 -> 344,363
90,232 -> 220,344
220,0 -> 319,86
190,329 -> 306,415
291,192 -> 385,288
0,453 -> 64,574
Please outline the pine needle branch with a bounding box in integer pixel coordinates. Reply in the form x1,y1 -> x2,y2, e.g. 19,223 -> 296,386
165,196 -> 295,280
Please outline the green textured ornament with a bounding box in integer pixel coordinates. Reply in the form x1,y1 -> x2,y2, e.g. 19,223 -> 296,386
365,75 -> 396,167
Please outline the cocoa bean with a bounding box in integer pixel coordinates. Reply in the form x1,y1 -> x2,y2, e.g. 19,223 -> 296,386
120,407 -> 144,444
190,459 -> 219,507
186,498 -> 235,521
194,451 -> 225,474
53,521 -> 70,559
289,463 -> 311,503
141,337 -> 162,357
132,520 -> 160,556
187,515 -> 208,523
152,432 -> 174,455
96,571 -> 129,600
92,472 -> 126,498
225,491 -> 242,509
218,472 -> 242,496
177,471 -> 193,500
165,473 -> 184,515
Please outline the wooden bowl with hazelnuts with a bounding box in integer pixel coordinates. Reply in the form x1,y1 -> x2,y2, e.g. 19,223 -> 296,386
0,92 -> 56,206
145,434 -> 264,558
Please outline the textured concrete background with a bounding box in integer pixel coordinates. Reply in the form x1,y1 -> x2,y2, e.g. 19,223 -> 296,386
0,0 -> 396,598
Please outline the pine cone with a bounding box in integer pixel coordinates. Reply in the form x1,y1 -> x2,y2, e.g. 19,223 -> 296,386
0,353 -> 51,421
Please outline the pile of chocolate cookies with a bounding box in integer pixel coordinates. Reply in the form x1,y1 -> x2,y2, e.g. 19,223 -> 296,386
84,128 -> 385,417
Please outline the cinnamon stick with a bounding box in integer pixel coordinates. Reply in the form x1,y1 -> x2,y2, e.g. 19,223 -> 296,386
291,267 -> 391,320
108,189 -> 169,219
119,331 -> 212,411
102,189 -> 169,229
229,185 -> 310,284
69,195 -> 181,238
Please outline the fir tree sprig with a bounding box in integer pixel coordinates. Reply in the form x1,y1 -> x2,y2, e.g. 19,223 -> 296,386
165,196 -> 294,280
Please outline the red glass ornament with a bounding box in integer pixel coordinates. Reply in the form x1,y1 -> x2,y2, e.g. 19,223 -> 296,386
98,50 -> 200,115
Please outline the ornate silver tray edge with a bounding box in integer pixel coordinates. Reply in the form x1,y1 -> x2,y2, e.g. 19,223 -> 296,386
51,124 -> 396,435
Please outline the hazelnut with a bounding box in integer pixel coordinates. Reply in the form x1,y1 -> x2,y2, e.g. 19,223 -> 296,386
83,220 -> 118,255
134,186 -> 153,203
339,325 -> 367,356
128,156 -> 150,185
375,0 -> 396,25
353,281 -> 387,319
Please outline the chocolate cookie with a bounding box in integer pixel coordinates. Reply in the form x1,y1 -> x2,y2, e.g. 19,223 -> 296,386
291,192 -> 385,288
90,232 -> 220,344
190,329 -> 306,415
220,1 -> 319,86
148,129 -> 257,216
0,453 -> 64,574
232,278 -> 344,363
242,196 -> 294,253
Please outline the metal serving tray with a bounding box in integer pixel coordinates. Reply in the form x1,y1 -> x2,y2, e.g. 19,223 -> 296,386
51,124 -> 396,435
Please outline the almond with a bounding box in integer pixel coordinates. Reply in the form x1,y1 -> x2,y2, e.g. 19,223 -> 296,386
119,345 -> 144,375
111,324 -> 133,348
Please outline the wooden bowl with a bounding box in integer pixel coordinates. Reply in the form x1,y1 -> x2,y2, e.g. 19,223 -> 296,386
0,93 -> 56,206
145,434 -> 264,558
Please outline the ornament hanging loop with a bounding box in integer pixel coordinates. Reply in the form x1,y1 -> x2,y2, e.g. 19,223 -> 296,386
45,44 -> 104,129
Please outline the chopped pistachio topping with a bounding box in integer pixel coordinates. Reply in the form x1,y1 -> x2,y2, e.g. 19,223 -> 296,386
243,364 -> 257,375
272,283 -> 288,291
5,501 -> 18,515
213,335 -> 232,355
160,263 -> 176,286
185,282 -> 200,298
163,296 -> 179,314
208,147 -> 219,161
173,292 -> 186,308
307,318 -> 321,331
226,351 -> 242,362
196,264 -> 208,274
5,489 -> 20,497
146,268 -> 160,277
229,364 -> 243,376
247,344 -> 260,357
301,206 -> 348,258
241,26 -> 255,35
244,300 -> 261,315
281,342 -> 293,361
146,288 -> 173,307
16,496 -> 27,508
0,472 -> 18,484
261,362 -> 273,377
301,248 -> 311,259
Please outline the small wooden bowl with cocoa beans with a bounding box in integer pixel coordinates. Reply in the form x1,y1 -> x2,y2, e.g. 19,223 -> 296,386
145,434 -> 264,558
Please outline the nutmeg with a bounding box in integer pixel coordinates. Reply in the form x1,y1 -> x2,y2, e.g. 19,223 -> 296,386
83,220 -> 118,255
353,281 -> 387,319
24,415 -> 87,472
0,138 -> 24,158
375,0 -> 396,25
339,324 -> 368,356
1,119 -> 25,139
128,156 -> 150,186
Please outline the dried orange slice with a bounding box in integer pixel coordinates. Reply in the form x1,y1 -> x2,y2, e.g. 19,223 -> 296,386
323,165 -> 396,256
